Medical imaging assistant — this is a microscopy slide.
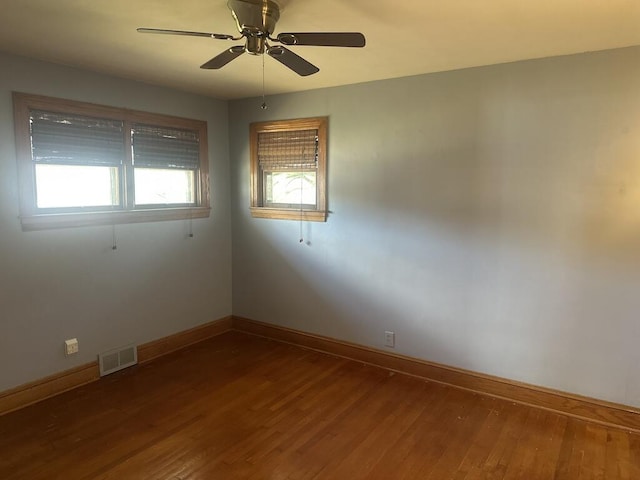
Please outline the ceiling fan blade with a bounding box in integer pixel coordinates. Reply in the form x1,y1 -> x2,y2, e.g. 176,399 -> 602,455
200,46 -> 246,69
137,28 -> 235,40
267,46 -> 319,76
276,32 -> 366,47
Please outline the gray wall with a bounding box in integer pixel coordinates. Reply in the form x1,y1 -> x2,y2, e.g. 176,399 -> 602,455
230,46 -> 640,407
0,52 -> 232,391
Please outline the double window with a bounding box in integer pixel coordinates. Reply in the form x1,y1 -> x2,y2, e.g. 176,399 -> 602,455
250,117 -> 327,221
13,93 -> 210,230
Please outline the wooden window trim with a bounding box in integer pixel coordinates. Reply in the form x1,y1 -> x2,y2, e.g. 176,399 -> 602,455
249,117 -> 327,222
13,92 -> 210,231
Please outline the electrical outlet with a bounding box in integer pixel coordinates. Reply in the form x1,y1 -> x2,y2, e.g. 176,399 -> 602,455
64,338 -> 79,356
384,331 -> 395,348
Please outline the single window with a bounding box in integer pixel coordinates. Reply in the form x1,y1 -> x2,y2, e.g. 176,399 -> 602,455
29,109 -> 125,211
13,92 -> 210,230
131,124 -> 200,206
250,117 -> 327,221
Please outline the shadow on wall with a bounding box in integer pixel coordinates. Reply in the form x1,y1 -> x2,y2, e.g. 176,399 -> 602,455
234,220 -> 397,346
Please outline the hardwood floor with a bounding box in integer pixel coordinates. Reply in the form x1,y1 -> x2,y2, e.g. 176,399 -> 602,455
1,331 -> 639,479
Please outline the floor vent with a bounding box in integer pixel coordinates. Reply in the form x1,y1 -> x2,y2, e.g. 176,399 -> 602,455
98,344 -> 138,376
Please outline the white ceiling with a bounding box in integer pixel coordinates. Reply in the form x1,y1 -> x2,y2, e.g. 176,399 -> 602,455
1,0 -> 639,100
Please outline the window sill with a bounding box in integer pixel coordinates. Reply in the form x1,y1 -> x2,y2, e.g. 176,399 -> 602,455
20,207 -> 211,231
249,207 -> 327,222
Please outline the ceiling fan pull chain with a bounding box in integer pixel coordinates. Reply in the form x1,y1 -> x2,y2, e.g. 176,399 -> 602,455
261,53 -> 268,109
299,162 -> 304,244
111,224 -> 118,251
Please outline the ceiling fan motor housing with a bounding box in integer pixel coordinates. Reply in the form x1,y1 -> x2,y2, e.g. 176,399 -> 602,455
228,0 -> 281,54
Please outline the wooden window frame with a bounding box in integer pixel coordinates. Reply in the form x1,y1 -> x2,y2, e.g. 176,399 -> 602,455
250,117 -> 327,222
13,92 -> 210,231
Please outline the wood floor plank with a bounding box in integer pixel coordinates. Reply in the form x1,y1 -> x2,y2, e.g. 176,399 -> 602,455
419,392 -> 493,479
1,331 -> 639,479
452,397 -> 508,479
477,401 -> 531,478
322,374 -> 434,479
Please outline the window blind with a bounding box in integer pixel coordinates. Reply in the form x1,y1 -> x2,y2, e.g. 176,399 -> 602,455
258,129 -> 318,170
30,110 -> 124,167
132,124 -> 200,170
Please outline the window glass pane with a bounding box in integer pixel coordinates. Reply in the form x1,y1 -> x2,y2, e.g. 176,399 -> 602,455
35,164 -> 119,208
134,168 -> 196,205
264,171 -> 316,207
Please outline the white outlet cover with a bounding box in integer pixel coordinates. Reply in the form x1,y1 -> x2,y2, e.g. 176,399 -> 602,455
64,338 -> 79,355
384,331 -> 395,347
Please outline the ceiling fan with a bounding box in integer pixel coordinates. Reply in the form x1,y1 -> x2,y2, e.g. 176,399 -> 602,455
137,0 -> 366,77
